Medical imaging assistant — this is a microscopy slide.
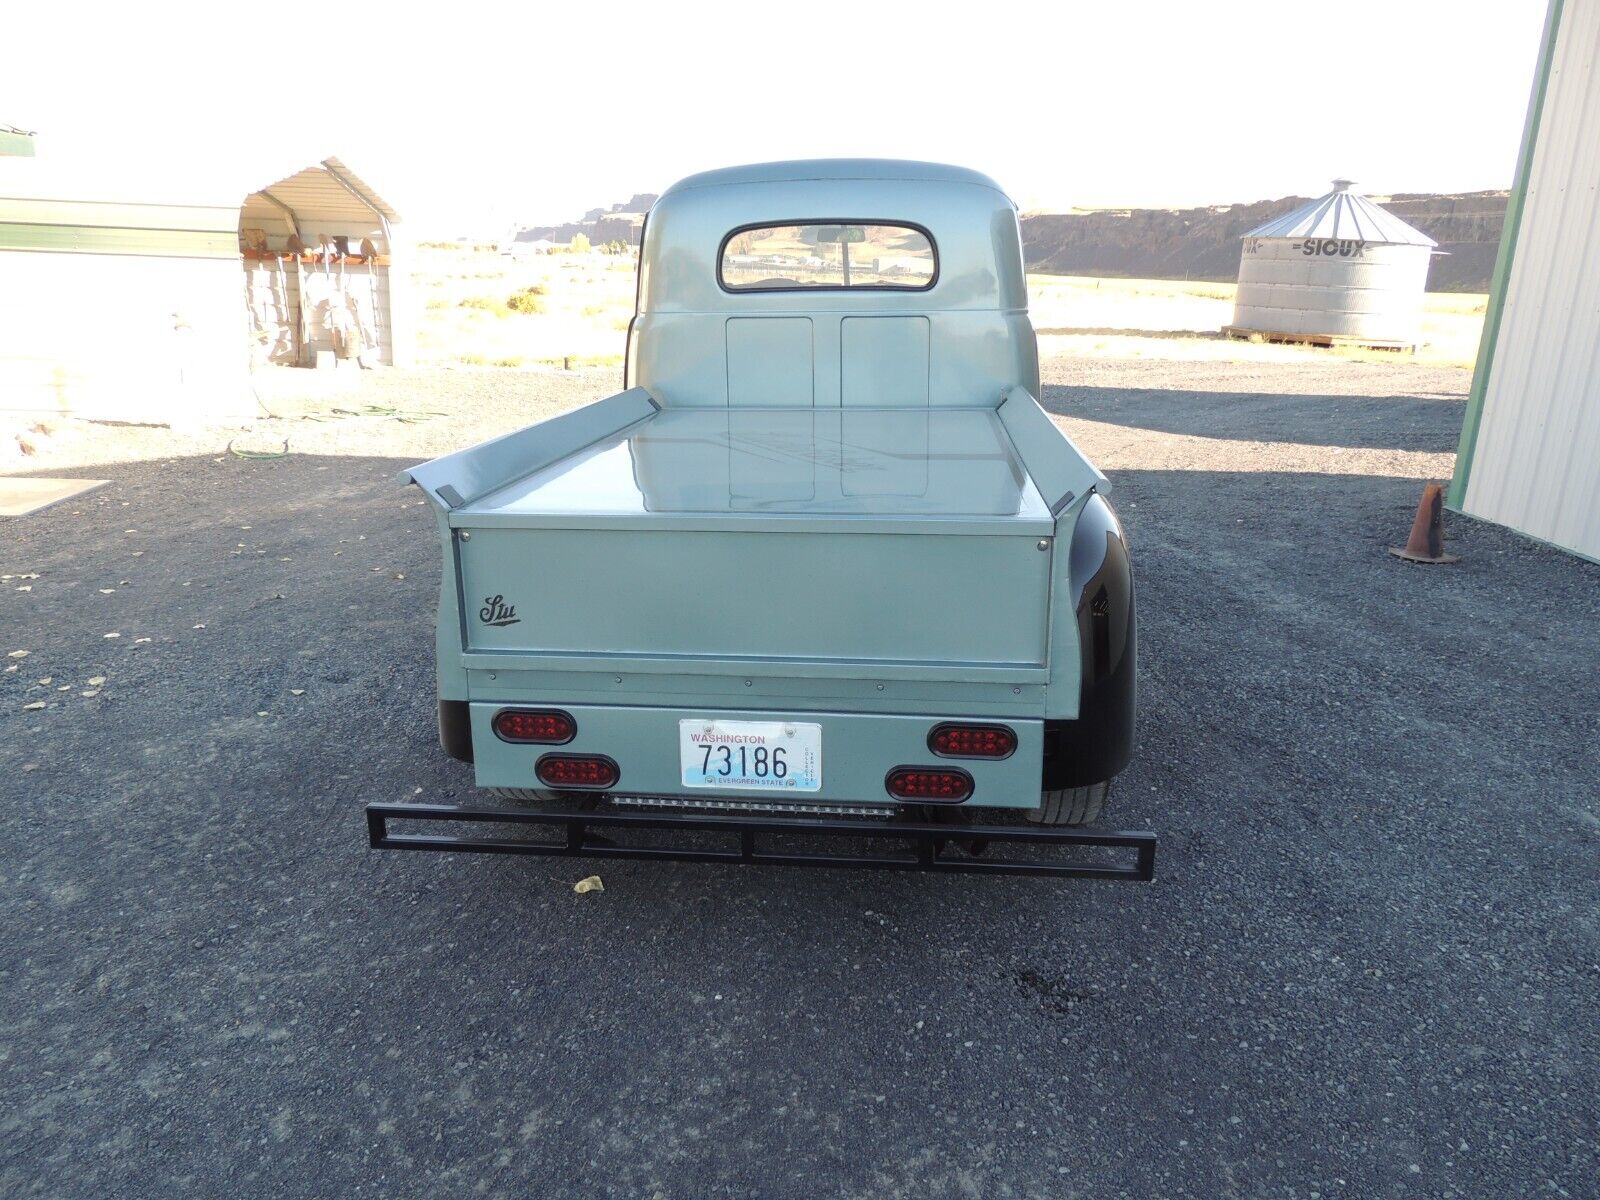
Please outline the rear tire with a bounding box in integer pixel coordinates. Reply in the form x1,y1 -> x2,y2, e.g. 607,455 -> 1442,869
1027,779 -> 1111,827
490,788 -> 598,811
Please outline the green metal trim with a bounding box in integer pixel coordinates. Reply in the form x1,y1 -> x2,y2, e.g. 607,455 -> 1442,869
0,197 -> 238,229
1449,0 -> 1567,510
0,221 -> 238,259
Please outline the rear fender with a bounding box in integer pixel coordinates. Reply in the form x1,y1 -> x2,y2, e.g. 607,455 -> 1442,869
1043,493 -> 1135,789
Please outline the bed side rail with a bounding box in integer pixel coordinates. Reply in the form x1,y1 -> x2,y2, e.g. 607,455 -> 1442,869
402,387 -> 659,510
996,386 -> 1108,516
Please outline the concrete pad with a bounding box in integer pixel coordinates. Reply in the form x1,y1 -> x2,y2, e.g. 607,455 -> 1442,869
0,476 -> 110,516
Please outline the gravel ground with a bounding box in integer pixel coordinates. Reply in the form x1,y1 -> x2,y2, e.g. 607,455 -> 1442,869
1,365 -> 610,470
2,356 -> 1597,1198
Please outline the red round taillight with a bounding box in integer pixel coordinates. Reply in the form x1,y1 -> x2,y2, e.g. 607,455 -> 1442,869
928,723 -> 1016,759
535,754 -> 619,790
885,766 -> 974,802
493,708 -> 576,744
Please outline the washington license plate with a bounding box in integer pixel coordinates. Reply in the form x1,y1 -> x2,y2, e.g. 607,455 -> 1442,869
679,719 -> 822,792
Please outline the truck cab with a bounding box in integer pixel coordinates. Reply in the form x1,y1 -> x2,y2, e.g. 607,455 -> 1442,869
404,160 -> 1135,829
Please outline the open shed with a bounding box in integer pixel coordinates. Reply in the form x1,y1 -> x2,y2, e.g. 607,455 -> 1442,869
240,158 -> 411,369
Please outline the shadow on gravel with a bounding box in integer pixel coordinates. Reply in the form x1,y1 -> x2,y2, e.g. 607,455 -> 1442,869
1040,381 -> 1466,453
2,445 -> 1598,1199
1035,326 -> 1228,341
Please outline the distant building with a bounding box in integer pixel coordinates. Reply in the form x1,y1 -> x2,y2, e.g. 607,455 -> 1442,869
0,123 -> 34,157
1224,180 -> 1437,350
503,237 -> 562,257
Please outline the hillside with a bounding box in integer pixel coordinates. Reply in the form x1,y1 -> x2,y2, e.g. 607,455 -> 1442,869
1020,190 -> 1507,292
513,193 -> 659,248
520,187 -> 1507,292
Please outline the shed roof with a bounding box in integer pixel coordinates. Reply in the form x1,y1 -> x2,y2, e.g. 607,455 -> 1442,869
0,154 -> 397,221
1245,180 -> 1437,246
247,157 -> 399,227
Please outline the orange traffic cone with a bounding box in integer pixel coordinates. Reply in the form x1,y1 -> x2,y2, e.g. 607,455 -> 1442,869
1389,482 -> 1459,564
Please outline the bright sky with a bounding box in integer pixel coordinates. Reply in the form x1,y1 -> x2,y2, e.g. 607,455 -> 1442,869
6,1 -> 1548,234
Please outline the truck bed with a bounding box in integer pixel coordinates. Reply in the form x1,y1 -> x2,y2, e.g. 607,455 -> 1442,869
456,406 -> 1054,534
408,386 -> 1104,683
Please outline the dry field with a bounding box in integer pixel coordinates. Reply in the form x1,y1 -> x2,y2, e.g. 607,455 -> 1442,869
1027,274 -> 1487,369
409,243 -> 1487,373
1,252 -> 1482,469
411,244 -> 638,369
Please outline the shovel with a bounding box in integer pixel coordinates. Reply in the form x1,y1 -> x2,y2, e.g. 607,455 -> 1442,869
287,234 -> 308,365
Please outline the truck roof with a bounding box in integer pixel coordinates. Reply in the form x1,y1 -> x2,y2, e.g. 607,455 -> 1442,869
659,159 -> 1011,200
639,159 -> 1027,315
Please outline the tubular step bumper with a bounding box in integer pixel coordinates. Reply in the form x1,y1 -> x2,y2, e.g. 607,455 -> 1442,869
365,803 -> 1157,881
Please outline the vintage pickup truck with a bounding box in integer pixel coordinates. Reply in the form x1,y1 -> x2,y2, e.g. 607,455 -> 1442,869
369,160 -> 1149,879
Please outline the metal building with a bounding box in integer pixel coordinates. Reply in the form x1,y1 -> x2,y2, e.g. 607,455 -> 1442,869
1450,0 -> 1600,563
0,155 -> 408,423
1224,180 -> 1437,349
0,161 -> 250,423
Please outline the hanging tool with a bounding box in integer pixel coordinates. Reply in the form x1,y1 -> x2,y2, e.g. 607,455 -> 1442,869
359,236 -> 381,364
336,235 -> 348,342
333,233 -> 350,338
271,251 -> 294,362
287,234 -> 308,366
242,252 -> 266,361
317,235 -> 337,358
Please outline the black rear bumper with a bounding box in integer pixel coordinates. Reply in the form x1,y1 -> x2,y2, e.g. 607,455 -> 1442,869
366,803 -> 1156,881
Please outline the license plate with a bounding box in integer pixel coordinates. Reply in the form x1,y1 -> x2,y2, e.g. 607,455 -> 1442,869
679,719 -> 822,792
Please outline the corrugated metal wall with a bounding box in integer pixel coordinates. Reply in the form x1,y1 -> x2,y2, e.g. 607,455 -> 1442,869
1460,0 -> 1600,560
0,251 -> 253,422
0,187 -> 254,421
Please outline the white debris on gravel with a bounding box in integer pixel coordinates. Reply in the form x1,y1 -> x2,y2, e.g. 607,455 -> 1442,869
3,366 -> 609,472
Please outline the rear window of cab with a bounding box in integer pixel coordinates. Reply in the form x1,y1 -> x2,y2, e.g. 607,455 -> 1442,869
719,223 -> 937,292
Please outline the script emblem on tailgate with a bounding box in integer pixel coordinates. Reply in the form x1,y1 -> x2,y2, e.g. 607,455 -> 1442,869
479,594 -> 520,627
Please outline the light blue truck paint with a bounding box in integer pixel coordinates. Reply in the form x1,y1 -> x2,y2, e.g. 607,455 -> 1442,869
405,160 -> 1136,817
465,703 -> 1046,809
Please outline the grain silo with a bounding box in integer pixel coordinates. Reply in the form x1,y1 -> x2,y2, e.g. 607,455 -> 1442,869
1224,180 -> 1437,349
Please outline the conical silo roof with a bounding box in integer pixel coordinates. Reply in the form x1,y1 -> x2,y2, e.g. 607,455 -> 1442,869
1245,180 -> 1437,247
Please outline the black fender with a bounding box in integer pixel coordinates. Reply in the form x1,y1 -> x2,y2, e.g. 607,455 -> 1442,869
1042,493 -> 1136,790
439,699 -> 474,763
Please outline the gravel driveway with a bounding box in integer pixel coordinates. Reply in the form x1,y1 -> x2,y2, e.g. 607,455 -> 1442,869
2,358 -> 1596,1198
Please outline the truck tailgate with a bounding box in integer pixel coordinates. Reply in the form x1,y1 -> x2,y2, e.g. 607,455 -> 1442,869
458,525 -> 1049,667
451,407 -> 1057,671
